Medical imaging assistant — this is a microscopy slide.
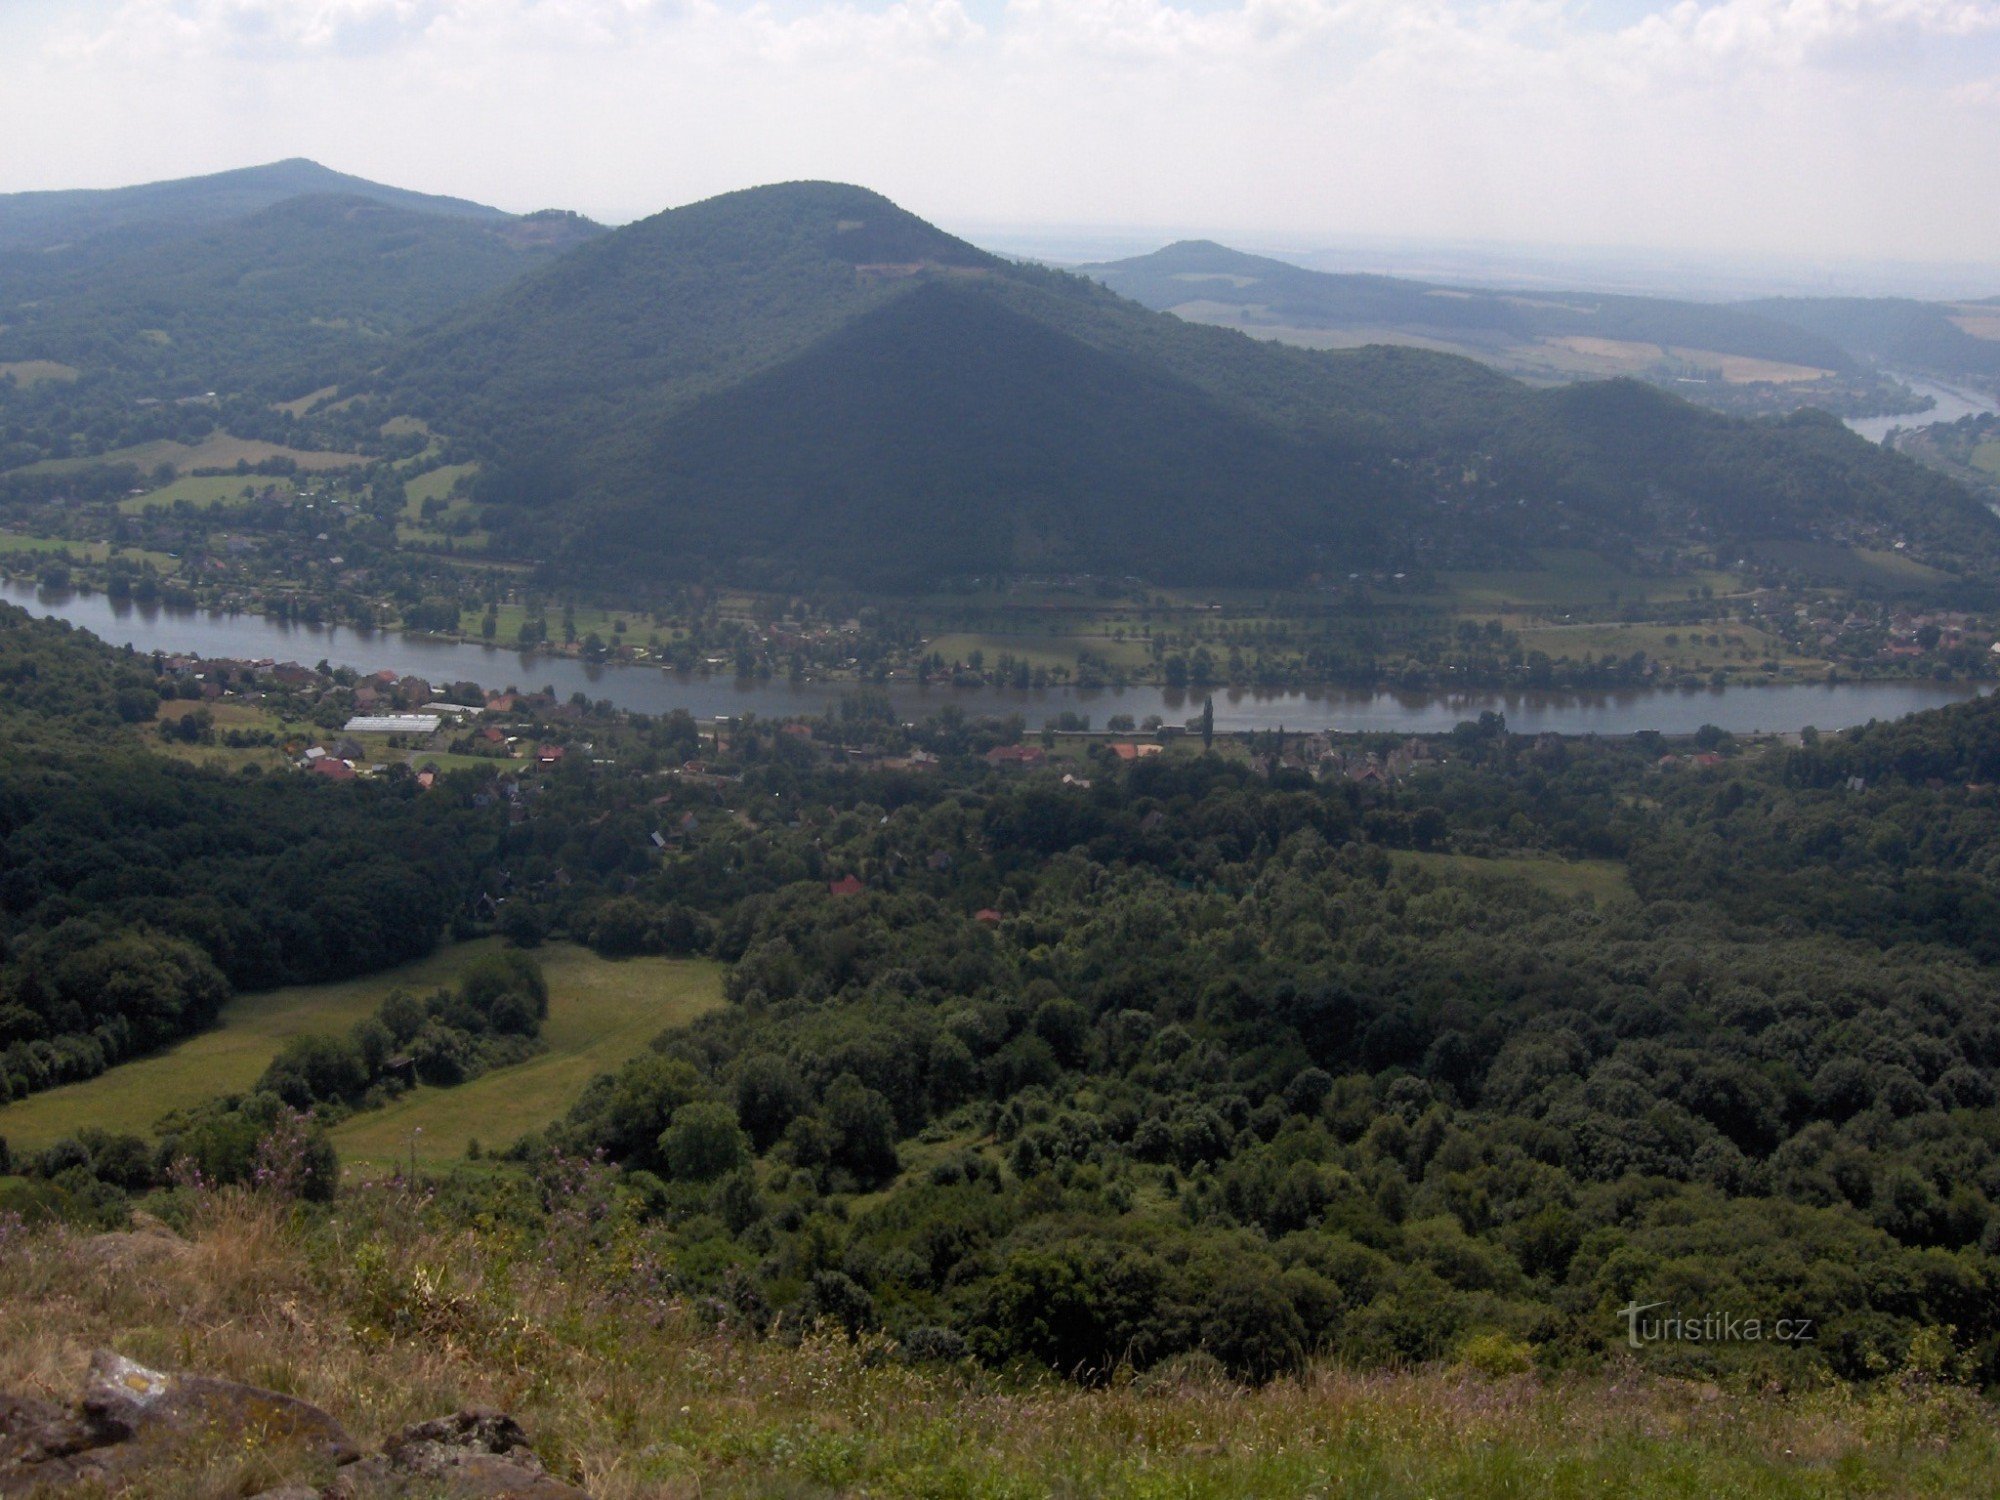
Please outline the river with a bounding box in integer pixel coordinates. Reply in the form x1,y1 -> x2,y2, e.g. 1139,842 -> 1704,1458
1844,374 -> 1999,444
3,580 -> 1980,737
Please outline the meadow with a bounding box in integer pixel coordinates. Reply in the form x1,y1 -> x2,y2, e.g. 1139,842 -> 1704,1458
1747,542 -> 1952,591
0,942 -> 721,1156
329,951 -> 723,1167
1423,549 -> 1744,611
0,1192 -> 1993,1499
15,431 -> 363,478
117,473 -> 288,514
0,359 -> 79,387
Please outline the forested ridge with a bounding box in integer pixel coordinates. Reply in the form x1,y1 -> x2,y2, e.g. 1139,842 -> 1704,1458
1090,239 -> 1860,373
375,181 -> 2000,590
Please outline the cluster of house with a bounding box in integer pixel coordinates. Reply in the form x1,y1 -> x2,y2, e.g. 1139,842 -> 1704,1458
1800,606 -> 1993,661
1248,736 -> 1439,786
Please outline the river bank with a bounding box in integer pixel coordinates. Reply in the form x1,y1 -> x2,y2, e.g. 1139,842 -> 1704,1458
4,579 -> 1983,736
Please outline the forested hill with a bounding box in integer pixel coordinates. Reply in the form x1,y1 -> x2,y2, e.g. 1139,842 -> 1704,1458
0,606 -> 492,1106
372,181 -> 2000,590
1088,239 -> 1857,374
0,158 -> 508,255
0,195 -> 603,398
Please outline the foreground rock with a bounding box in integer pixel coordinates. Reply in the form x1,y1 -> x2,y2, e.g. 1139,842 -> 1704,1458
325,1409 -> 588,1498
0,1352 -> 585,1497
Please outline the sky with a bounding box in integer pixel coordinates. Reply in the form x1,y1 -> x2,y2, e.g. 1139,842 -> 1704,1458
3,0 -> 1999,274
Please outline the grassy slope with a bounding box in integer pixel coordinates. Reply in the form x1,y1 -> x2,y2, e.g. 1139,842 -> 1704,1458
330,950 -> 723,1167
0,945 -> 499,1149
0,941 -> 718,1154
1,1193 -> 1993,1498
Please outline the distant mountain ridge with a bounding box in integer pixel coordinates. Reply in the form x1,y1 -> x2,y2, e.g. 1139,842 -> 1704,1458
1085,239 -> 1860,383
0,158 -> 509,255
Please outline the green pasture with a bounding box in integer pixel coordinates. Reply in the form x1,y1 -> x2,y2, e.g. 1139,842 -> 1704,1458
0,942 -> 721,1159
0,535 -> 180,571
1423,550 -> 1742,611
403,463 -> 477,511
117,473 -> 288,514
16,432 -> 363,478
925,630 -> 1153,673
330,950 -> 724,1167
1971,440 -> 2000,479
0,360 -> 79,387
0,944 -> 502,1150
271,386 -> 339,417
1748,541 -> 1952,590
1511,620 -> 1816,672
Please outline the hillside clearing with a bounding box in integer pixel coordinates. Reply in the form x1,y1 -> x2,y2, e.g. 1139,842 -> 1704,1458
0,941 -> 714,1151
0,359 -> 80,386
14,432 -> 364,478
331,951 -> 724,1167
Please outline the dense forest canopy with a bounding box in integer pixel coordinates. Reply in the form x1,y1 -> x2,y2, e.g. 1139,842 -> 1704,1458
0,605 -> 494,1104
6,599 -> 2000,1389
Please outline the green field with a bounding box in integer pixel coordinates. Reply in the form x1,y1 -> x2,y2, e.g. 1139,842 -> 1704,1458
0,941 -> 718,1154
1425,550 -> 1742,611
403,463 -> 477,510
395,464 -> 483,547
15,432 -> 364,478
0,360 -> 79,387
0,535 -> 180,570
1393,849 -> 1632,903
331,949 -> 723,1167
117,473 -> 289,514
1748,540 -> 1952,590
926,630 -> 1151,673
271,385 -> 339,417
1972,439 -> 2000,478
1511,619 -> 1817,673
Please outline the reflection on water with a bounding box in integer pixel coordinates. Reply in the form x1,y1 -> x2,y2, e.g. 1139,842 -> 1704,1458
2,579 -> 1981,736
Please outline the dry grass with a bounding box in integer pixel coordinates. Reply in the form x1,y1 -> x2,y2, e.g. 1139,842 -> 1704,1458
3,1189 -> 1997,1498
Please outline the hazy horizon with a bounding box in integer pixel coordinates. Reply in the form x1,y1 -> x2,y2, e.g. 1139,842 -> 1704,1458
5,0 -> 1998,288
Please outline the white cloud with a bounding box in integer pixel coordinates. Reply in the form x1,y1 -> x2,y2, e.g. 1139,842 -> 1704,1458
7,0 -> 2000,264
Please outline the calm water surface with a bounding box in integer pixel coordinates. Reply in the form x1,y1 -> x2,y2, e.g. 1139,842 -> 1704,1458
4,580 -> 1980,736
1845,375 -> 1999,444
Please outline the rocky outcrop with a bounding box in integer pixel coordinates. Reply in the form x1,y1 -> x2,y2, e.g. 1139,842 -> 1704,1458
324,1409 -> 589,1498
0,1353 -> 586,1498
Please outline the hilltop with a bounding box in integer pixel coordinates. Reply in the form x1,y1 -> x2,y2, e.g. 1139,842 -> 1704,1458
0,194 -> 603,398
0,158 -> 509,255
370,181 -> 2000,589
